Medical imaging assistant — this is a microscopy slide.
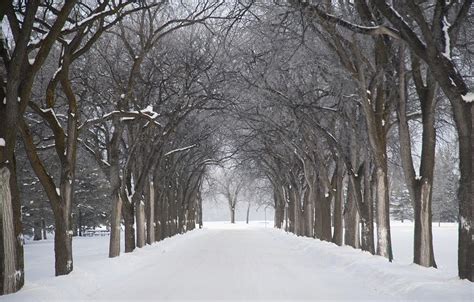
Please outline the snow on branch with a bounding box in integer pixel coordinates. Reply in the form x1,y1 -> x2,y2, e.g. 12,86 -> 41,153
164,144 -> 197,157
297,2 -> 401,39
79,106 -> 162,130
462,92 -> 474,103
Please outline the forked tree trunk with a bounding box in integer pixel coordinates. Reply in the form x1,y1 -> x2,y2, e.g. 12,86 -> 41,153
398,51 -> 437,268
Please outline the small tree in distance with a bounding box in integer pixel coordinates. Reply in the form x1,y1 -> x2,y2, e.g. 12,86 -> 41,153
213,166 -> 246,224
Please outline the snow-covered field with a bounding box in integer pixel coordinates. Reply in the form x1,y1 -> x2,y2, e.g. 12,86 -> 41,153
2,222 -> 472,301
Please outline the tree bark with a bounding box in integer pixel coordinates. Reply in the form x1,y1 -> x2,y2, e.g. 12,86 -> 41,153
146,181 -> 155,245
230,206 -> 235,224
0,167 -> 21,293
109,191 -> 122,258
41,218 -> 47,239
375,167 -> 393,260
332,164 -> 344,246
303,186 -> 314,237
122,197 -> 136,253
197,189 -> 203,229
136,200 -> 146,248
344,180 -> 360,249
360,164 -> 375,254
53,205 -> 73,276
108,115 -> 124,256
456,103 -> 473,281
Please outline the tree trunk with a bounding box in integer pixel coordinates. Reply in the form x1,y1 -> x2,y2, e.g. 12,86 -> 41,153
320,192 -> 332,242
108,119 -> 124,257
77,209 -> 83,237
154,188 -> 162,241
303,188 -> 314,237
41,218 -> 47,240
360,165 -> 375,254
273,187 -> 285,229
344,181 -> 360,249
160,193 -> 169,239
0,167 -> 23,294
293,189 -> 303,236
146,181 -> 155,245
33,220 -> 42,241
287,188 -> 295,233
177,186 -> 186,233
413,181 -> 436,267
230,206 -> 235,224
332,165 -> 344,246
246,202 -> 251,224
136,200 -> 146,248
52,157 -> 76,276
122,199 -> 135,253
53,206 -> 73,276
273,189 -> 281,228
375,167 -> 393,260
456,102 -> 473,281
197,190 -> 203,229
398,50 -> 437,268
187,194 -> 196,231
109,192 -> 122,258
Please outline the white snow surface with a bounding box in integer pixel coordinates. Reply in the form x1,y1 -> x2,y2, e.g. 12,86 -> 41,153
3,222 -> 473,301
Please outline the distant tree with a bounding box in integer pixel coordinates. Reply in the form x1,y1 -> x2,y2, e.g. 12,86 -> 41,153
214,167 -> 246,224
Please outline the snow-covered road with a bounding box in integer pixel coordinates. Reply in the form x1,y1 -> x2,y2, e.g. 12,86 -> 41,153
3,223 -> 473,301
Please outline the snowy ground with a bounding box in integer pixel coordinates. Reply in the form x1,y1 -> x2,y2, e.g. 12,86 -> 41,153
2,222 -> 473,301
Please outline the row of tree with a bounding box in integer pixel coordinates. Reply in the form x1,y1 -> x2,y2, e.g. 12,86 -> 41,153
0,0 -> 249,295
217,0 -> 472,281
